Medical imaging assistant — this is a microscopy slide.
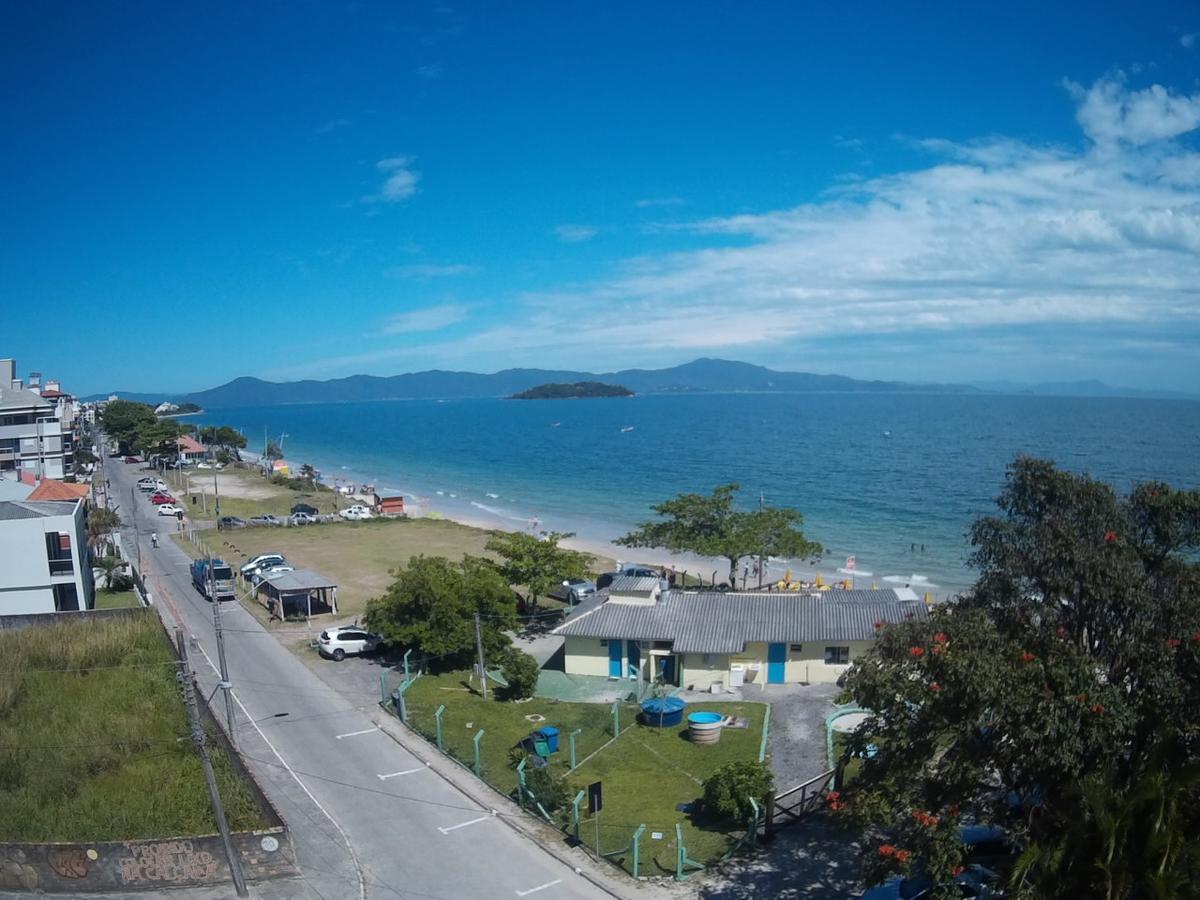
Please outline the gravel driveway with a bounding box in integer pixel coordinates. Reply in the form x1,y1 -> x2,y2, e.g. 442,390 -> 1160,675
761,682 -> 841,789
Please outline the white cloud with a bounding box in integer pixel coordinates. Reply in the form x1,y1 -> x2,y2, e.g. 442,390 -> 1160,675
386,263 -> 477,279
416,63 -> 443,80
382,304 -> 469,334
1066,74 -> 1200,146
316,118 -> 351,135
365,156 -> 420,203
634,197 -> 686,208
1182,33 -> 1196,49
555,224 -> 598,242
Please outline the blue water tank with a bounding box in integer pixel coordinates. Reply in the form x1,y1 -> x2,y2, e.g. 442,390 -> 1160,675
539,726 -> 560,753
640,696 -> 686,727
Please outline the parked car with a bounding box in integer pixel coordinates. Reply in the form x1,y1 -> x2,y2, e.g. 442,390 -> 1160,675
196,461 -> 213,469
339,505 -> 373,521
862,864 -> 1001,899
241,554 -> 286,578
124,455 -> 140,463
151,493 -> 176,505
549,578 -> 597,605
157,504 -> 184,516
218,516 -> 248,530
136,477 -> 158,492
249,514 -> 284,527
290,511 -> 318,525
291,503 -> 319,516
317,625 -> 383,661
251,564 -> 295,586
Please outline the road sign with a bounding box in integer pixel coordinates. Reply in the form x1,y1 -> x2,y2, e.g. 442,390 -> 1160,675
587,781 -> 602,814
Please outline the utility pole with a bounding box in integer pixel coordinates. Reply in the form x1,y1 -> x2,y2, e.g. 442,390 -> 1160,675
213,471 -> 220,520
175,627 -> 249,898
757,489 -> 765,590
210,557 -> 237,748
474,613 -> 488,701
131,485 -> 141,572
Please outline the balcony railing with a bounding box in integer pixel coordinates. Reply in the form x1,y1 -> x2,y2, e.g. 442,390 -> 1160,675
48,558 -> 74,576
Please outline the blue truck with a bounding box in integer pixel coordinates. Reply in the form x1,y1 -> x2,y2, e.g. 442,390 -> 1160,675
191,558 -> 236,601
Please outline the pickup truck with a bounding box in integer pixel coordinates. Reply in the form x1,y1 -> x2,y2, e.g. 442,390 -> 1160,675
191,558 -> 236,601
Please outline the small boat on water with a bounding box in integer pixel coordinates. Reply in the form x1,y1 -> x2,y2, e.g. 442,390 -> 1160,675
621,426 -> 635,433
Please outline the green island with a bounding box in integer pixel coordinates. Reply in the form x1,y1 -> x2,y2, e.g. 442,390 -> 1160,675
508,381 -> 634,399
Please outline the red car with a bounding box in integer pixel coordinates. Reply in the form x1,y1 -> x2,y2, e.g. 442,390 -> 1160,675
151,493 -> 177,505
124,456 -> 140,463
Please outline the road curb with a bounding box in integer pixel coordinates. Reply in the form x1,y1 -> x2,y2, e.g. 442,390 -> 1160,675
367,707 -> 657,899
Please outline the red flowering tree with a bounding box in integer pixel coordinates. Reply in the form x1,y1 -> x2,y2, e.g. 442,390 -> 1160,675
843,457 -> 1200,898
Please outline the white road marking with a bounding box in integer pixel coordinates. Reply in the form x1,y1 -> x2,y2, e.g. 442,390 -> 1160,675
335,727 -> 379,740
516,879 -> 562,896
438,814 -> 490,834
377,767 -> 424,780
190,639 -> 367,900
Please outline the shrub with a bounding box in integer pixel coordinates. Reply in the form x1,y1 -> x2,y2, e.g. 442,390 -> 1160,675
502,649 -> 542,700
702,760 -> 774,823
108,573 -> 136,592
523,765 -> 570,813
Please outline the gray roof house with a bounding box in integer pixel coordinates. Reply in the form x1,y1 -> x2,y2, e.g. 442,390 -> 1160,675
552,581 -> 928,688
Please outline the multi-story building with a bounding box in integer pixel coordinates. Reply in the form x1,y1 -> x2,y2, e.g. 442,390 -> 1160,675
0,357 -> 76,481
0,498 -> 94,613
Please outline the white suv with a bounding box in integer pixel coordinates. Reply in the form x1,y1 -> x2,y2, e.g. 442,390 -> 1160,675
241,553 -> 286,578
318,625 -> 383,661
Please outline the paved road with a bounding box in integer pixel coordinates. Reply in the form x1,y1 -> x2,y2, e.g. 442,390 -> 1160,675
106,457 -> 624,900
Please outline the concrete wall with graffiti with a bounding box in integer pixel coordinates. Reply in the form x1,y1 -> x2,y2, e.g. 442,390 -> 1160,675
0,829 -> 295,893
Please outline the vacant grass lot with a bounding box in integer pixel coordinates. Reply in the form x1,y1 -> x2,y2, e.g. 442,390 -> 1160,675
0,613 -> 268,841
180,466 -> 340,522
180,517 -> 500,616
403,670 -> 766,875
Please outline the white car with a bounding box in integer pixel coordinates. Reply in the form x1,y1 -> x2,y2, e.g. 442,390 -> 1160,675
196,462 -> 213,469
339,505 -> 373,521
318,625 -> 383,661
290,511 -> 318,525
136,477 -> 168,493
157,504 -> 184,516
241,554 -> 286,578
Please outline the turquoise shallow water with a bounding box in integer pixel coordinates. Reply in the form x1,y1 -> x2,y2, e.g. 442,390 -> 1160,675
189,393 -> 1200,596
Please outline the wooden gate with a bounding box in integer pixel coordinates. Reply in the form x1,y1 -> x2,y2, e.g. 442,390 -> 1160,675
766,768 -> 835,833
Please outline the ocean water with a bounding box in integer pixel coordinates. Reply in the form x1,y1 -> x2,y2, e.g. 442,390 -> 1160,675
189,393 -> 1200,596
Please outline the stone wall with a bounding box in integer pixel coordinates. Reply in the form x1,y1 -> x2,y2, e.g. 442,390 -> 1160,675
0,829 -> 294,893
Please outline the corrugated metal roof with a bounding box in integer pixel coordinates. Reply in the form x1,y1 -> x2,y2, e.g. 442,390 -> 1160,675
554,588 -> 928,653
263,568 -> 338,593
608,575 -> 660,593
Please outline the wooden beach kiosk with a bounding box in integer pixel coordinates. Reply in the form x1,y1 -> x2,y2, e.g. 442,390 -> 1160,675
257,568 -> 338,619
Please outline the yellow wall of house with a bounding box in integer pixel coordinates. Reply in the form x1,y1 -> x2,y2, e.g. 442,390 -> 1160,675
785,639 -> 874,684
563,636 -> 612,677
679,654 -> 731,691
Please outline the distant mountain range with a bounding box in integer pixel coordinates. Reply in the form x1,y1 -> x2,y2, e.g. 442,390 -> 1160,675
85,358 -> 1196,407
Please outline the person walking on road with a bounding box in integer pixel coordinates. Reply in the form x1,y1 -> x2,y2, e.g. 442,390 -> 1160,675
151,532 -> 159,549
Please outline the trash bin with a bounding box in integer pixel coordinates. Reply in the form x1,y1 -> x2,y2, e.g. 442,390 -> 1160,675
538,726 -> 560,753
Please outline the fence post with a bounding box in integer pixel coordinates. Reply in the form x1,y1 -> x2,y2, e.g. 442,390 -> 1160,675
516,758 -> 528,808
473,729 -> 485,777
403,648 -> 412,682
434,704 -> 446,752
631,824 -> 646,879
568,728 -> 582,770
758,704 -> 771,763
611,701 -> 620,736
380,670 -> 388,704
747,796 -> 760,847
571,790 -> 585,844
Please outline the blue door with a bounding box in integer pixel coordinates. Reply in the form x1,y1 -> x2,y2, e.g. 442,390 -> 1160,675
608,639 -> 622,678
627,640 -> 641,679
767,643 -> 787,684
662,655 -> 677,685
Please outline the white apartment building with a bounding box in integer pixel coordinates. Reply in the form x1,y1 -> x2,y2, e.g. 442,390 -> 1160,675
0,385 -> 72,480
0,498 -> 95,613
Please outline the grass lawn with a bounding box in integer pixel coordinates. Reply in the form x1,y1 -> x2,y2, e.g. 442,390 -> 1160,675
403,669 -> 766,875
93,588 -> 142,609
0,612 -> 269,841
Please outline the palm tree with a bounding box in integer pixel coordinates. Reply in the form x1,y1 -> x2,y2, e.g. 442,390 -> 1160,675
94,555 -> 128,589
86,508 -> 122,556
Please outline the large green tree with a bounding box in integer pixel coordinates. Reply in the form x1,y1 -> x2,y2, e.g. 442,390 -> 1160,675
484,530 -> 593,610
842,457 -> 1200,898
616,483 -> 822,586
363,555 -> 518,664
99,400 -> 156,452
133,419 -> 182,457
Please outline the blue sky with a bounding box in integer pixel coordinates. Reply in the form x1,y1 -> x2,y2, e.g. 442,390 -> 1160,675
2,2 -> 1198,394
